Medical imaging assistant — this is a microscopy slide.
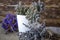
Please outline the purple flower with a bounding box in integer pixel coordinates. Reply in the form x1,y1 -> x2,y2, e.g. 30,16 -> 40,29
2,13 -> 18,32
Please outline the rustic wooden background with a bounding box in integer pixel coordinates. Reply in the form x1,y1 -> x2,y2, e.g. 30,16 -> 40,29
0,0 -> 60,26
43,0 -> 60,26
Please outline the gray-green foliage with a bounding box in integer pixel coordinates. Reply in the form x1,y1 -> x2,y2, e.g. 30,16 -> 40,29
23,3 -> 37,23
17,1 -> 41,24
17,1 -> 29,15
17,6 -> 29,15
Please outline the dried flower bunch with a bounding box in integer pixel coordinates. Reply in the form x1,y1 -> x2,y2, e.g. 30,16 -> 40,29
17,0 -> 60,40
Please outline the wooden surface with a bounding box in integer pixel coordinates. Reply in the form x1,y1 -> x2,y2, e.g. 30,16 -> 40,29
45,18 -> 60,26
42,0 -> 60,26
0,0 -> 60,26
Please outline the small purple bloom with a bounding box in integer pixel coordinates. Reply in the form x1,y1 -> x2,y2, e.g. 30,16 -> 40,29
2,13 -> 18,32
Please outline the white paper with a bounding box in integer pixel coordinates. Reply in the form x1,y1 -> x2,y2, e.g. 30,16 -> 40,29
17,15 -> 30,32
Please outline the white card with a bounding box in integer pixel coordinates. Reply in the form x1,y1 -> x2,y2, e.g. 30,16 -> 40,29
17,15 -> 30,32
